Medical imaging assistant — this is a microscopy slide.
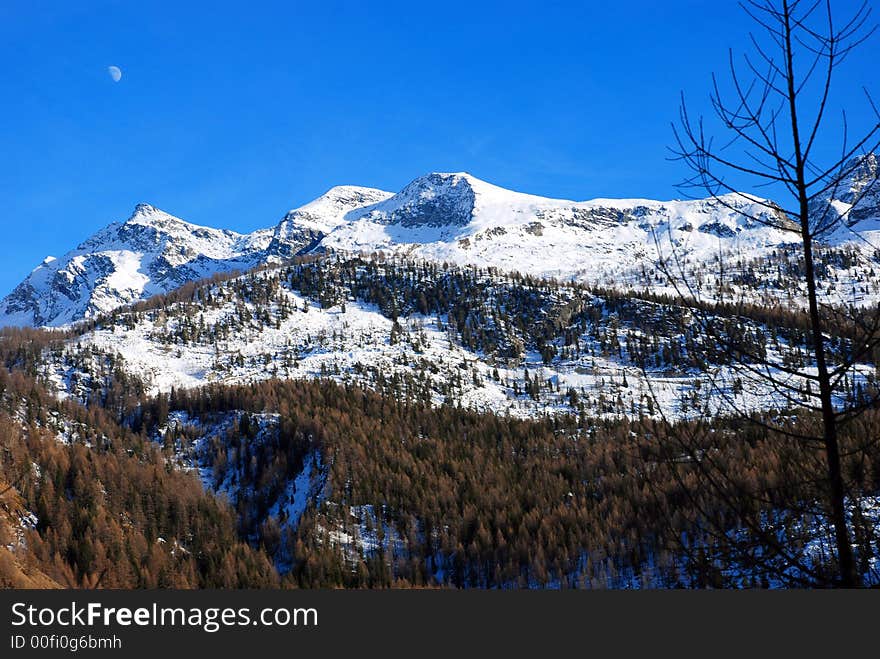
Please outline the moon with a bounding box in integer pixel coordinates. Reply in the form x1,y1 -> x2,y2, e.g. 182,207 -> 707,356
107,66 -> 122,83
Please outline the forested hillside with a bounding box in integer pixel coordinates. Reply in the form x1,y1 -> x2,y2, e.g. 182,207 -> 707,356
33,256 -> 879,423
2,322 -> 877,588
0,354 -> 278,588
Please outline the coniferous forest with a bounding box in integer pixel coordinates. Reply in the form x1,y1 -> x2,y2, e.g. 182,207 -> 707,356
1,264 -> 878,588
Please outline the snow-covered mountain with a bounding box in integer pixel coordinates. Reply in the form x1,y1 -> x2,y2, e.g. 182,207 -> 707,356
0,187 -> 390,327
0,204 -> 271,327
820,152 -> 880,241
266,185 -> 393,258
836,152 -> 880,223
3,157 -> 879,328
321,172 -> 798,284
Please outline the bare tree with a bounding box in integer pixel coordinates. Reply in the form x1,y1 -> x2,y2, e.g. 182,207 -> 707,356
657,0 -> 880,587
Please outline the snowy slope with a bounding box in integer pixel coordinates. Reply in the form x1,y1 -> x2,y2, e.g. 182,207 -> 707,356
40,259 -> 875,423
321,172 -> 799,286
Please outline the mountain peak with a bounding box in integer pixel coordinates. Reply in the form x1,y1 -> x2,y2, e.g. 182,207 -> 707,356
404,171 -> 575,208
405,171 -> 477,190
264,185 -> 394,259
849,151 -> 877,168
418,171 -> 473,180
287,185 -> 393,220
348,172 -> 480,229
844,152 -> 878,189
826,152 -> 880,226
6,166 -> 880,329
124,203 -> 187,229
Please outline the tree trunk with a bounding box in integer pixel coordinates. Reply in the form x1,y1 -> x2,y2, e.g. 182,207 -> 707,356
800,226 -> 859,587
782,0 -> 859,586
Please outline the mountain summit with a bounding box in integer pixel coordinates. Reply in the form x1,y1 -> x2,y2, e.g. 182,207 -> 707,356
266,185 -> 393,258
2,162 -> 879,328
0,204 -> 266,327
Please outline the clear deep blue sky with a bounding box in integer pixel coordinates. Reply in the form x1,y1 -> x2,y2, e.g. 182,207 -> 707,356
1,0 -> 876,295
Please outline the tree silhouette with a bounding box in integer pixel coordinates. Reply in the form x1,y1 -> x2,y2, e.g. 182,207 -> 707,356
659,0 -> 880,586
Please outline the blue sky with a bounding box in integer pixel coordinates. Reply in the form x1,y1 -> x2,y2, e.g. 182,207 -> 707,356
1,0 -> 876,295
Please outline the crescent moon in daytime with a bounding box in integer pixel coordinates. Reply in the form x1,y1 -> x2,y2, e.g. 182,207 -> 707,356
107,65 -> 122,82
